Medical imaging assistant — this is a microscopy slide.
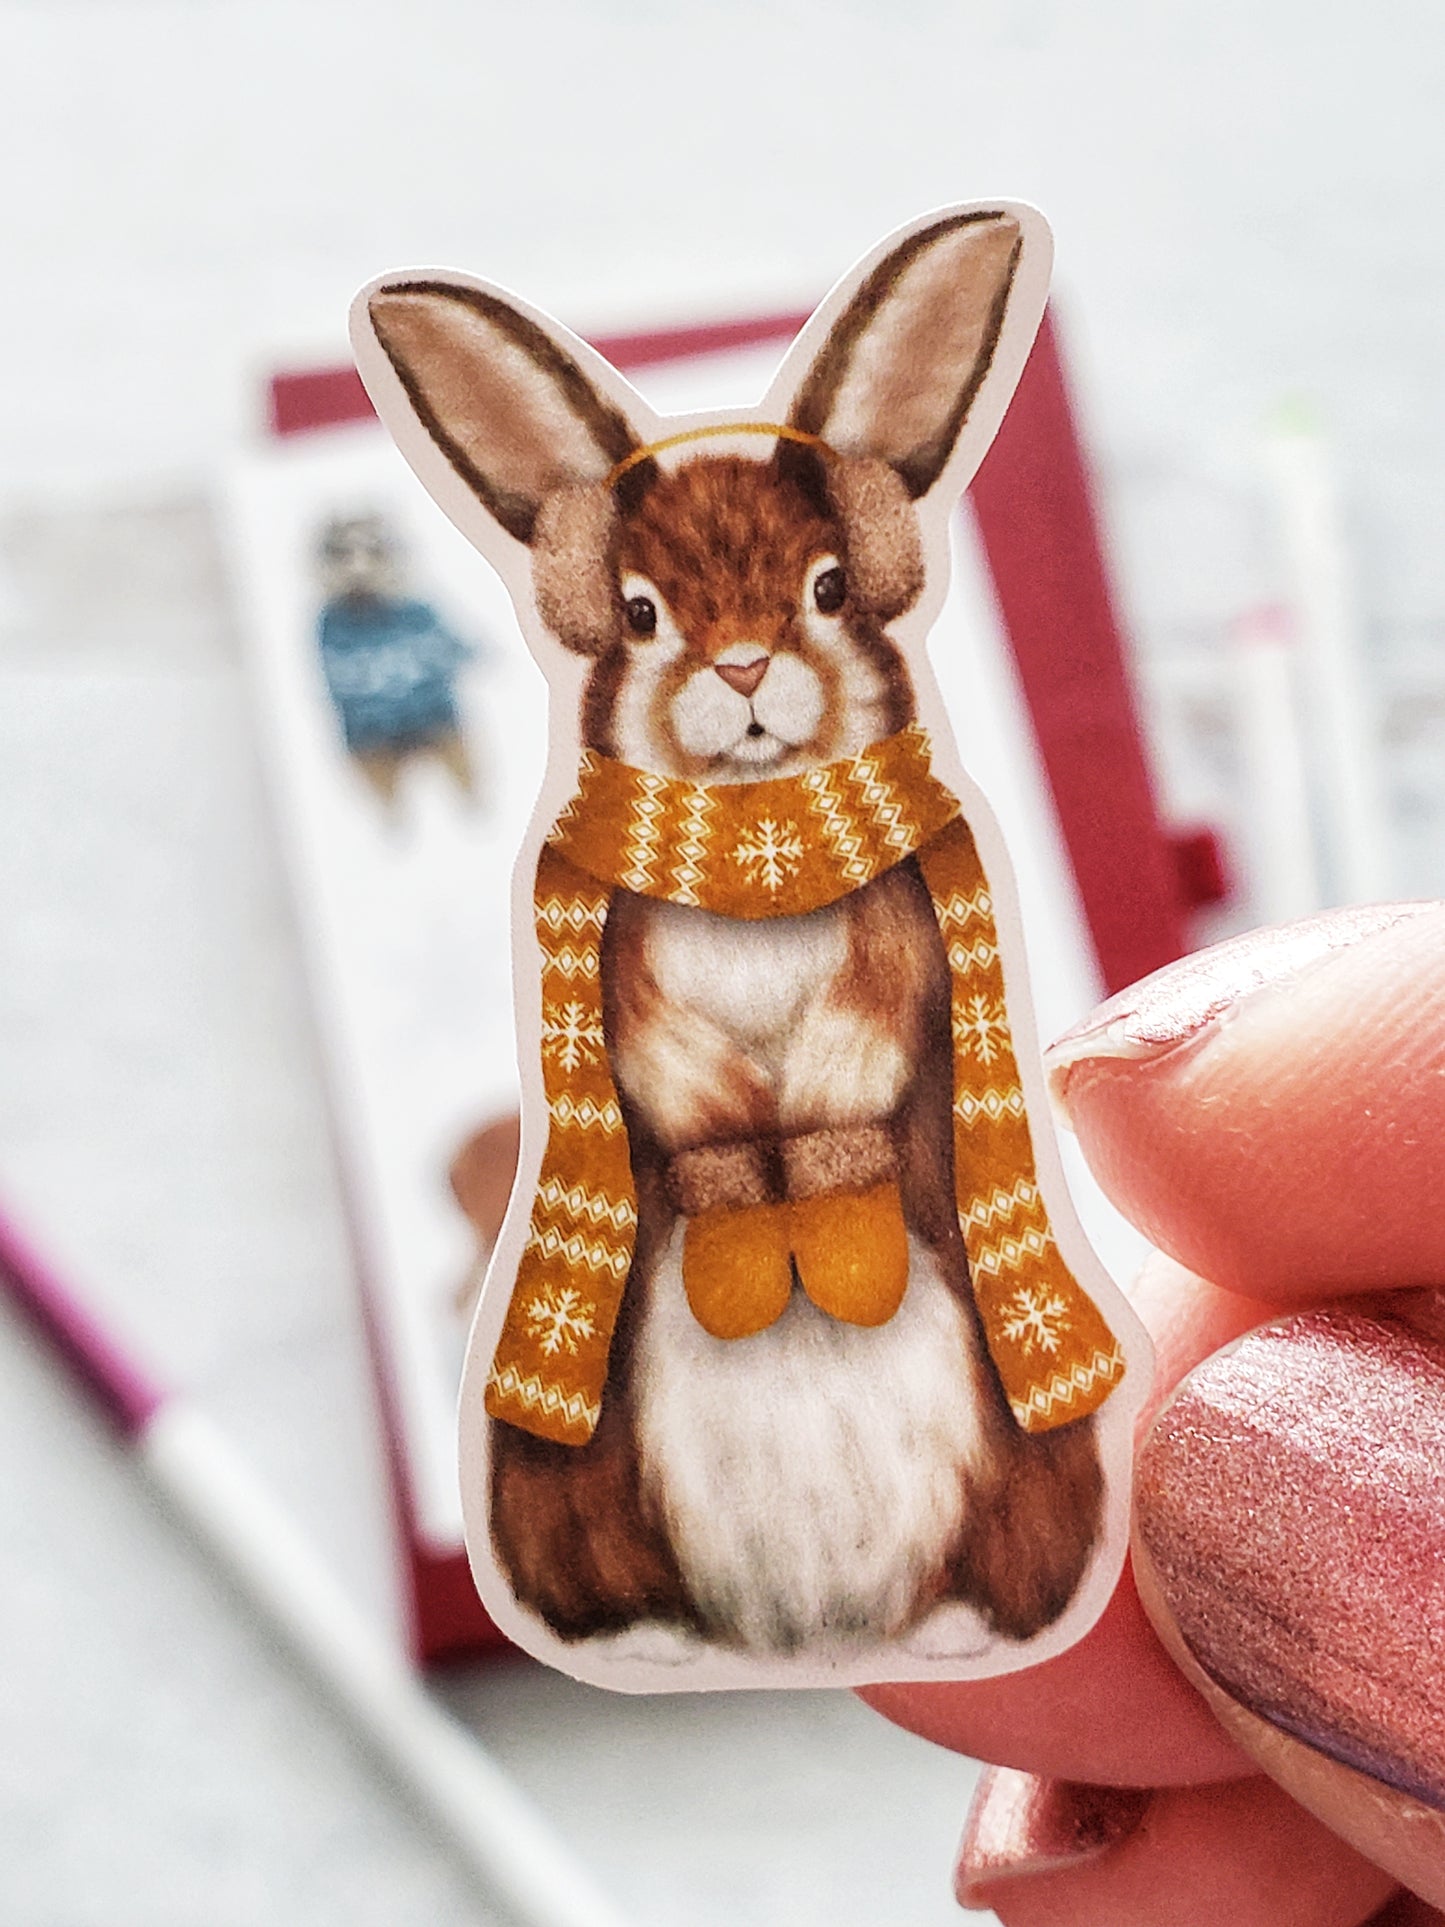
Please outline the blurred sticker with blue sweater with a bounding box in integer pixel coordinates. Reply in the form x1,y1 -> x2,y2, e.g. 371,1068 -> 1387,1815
314,511 -> 485,804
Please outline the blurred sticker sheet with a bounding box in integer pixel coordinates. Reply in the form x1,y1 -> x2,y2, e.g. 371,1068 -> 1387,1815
225,409 -> 544,1571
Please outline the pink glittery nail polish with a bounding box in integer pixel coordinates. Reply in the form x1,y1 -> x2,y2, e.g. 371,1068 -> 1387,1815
955,1766 -> 1150,1903
1045,902 -> 1433,1087
1136,1306 -> 1445,1808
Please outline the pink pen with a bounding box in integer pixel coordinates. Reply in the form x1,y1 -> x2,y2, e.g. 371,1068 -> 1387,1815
0,1204 -> 625,1927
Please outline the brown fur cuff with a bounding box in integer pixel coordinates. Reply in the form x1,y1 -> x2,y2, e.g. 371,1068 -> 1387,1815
780,1124 -> 897,1201
667,1142 -> 777,1217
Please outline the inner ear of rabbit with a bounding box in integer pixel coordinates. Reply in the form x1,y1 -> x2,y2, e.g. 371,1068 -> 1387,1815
825,456 -> 926,622
531,483 -> 622,654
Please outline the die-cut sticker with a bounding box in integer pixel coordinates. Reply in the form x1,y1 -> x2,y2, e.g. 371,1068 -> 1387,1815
351,203 -> 1154,1691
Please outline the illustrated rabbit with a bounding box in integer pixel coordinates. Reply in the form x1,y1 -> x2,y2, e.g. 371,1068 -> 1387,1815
352,205 -> 1148,1686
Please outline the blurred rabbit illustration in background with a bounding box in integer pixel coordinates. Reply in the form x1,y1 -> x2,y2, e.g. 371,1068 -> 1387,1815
314,511 -> 488,804
449,1111 -> 522,1319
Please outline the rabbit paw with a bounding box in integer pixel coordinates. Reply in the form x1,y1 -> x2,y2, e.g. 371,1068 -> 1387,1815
898,1601 -> 997,1663
586,1620 -> 705,1669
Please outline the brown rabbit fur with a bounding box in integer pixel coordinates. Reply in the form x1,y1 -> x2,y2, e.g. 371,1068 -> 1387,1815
491,446 -> 1101,1650
359,208 -> 1106,1662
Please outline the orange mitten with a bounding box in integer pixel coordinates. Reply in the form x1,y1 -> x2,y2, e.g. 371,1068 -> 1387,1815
790,1183 -> 909,1327
682,1202 -> 794,1340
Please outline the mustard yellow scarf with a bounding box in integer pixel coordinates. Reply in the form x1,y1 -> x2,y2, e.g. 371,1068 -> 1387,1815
486,725 -> 1125,1444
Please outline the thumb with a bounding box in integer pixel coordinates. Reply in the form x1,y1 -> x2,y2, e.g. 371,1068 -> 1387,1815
1133,1296 -> 1445,1909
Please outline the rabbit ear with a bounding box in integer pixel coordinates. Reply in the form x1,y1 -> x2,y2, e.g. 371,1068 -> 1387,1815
354,278 -> 643,545
785,208 -> 1048,502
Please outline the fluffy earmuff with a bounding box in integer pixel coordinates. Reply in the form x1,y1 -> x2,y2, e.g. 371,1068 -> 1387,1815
826,456 -> 926,620
531,483 -> 621,654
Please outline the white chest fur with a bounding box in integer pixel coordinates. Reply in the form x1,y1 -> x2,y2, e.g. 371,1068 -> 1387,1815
631,1223 -> 988,1653
645,897 -> 849,1055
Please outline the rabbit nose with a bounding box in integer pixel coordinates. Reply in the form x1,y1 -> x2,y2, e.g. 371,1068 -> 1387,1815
715,654 -> 769,698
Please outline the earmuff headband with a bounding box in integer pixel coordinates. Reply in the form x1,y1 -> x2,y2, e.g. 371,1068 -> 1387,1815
604,422 -> 832,489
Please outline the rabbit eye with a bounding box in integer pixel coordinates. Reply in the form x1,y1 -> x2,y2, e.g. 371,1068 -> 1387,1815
625,594 -> 658,638
813,566 -> 846,615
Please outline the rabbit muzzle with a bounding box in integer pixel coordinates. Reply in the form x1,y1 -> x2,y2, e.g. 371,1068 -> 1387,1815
671,647 -> 826,772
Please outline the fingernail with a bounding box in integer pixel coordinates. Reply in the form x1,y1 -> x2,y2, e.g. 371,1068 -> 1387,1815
955,1767 -> 1150,1906
1136,1307 -> 1445,1809
1044,903 -> 1433,1102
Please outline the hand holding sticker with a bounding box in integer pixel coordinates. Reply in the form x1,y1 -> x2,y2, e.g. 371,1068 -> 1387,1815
879,905 -> 1445,1921
351,205 -> 1153,1691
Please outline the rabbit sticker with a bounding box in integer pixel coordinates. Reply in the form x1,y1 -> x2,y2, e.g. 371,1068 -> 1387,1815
352,204 -> 1153,1690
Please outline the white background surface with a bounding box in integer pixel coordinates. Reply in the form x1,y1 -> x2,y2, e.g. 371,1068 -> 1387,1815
5,0 -> 1445,672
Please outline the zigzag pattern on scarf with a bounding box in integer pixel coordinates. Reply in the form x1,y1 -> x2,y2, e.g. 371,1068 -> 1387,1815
485,731 -> 1126,1446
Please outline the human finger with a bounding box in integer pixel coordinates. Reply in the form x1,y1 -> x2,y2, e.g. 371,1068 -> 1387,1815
871,901 -> 1445,1784
860,1252 -> 1277,1784
1134,1298 -> 1445,1907
954,1766 -> 1396,1925
1046,903 -> 1445,1302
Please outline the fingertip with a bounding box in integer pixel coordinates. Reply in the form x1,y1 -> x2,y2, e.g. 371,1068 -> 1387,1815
1045,904 -> 1434,1092
954,1768 -> 1149,1908
956,1769 -> 1395,1927
1046,905 -> 1445,1300
860,1563 -> 1249,1785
